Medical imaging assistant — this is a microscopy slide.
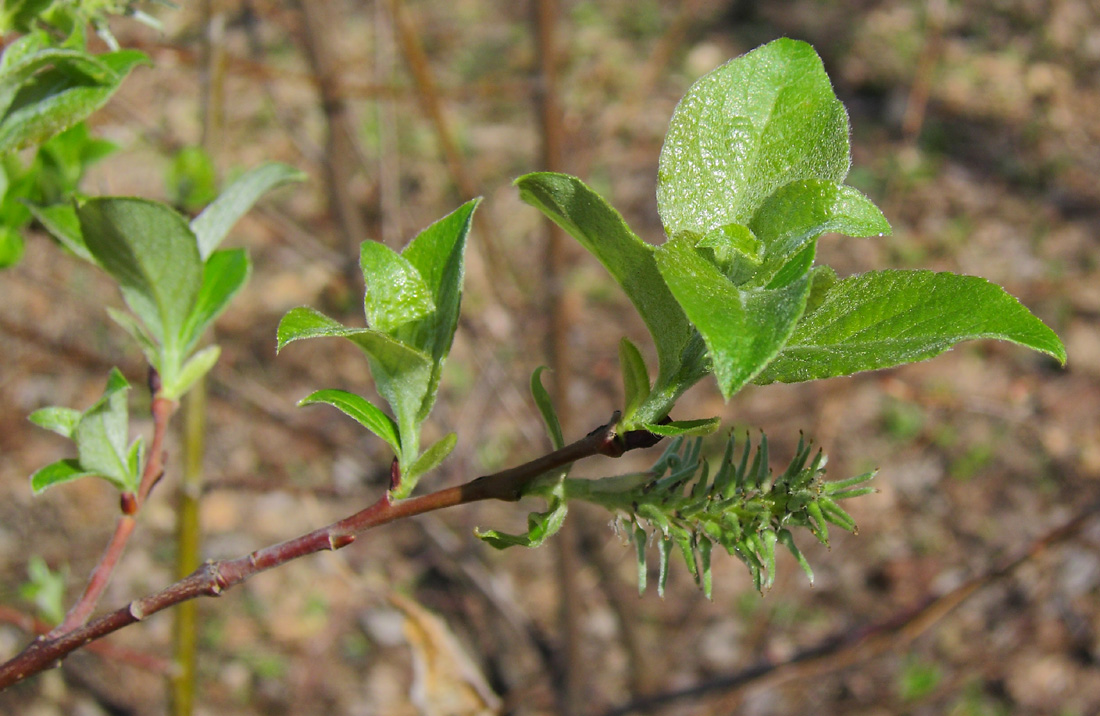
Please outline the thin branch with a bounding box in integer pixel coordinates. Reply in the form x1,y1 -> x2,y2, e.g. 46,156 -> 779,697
48,394 -> 176,637
599,498 -> 1100,716
0,415 -> 651,690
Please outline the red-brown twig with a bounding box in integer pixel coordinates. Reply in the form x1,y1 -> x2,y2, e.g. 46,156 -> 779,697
47,395 -> 176,637
0,415 -> 650,690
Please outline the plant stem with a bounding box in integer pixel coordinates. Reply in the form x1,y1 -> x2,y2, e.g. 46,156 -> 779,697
0,416 -> 644,690
48,393 -> 176,637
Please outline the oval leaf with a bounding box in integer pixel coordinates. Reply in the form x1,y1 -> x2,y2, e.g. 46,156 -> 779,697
360,240 -> 435,334
657,38 -> 850,238
619,337 -> 651,422
756,269 -> 1067,384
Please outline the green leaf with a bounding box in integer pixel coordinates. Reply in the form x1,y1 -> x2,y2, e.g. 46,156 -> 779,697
180,248 -> 250,353
72,367 -> 138,491
515,172 -> 693,388
530,366 -> 564,449
619,337 -> 651,420
749,179 -> 890,286
166,145 -> 218,213
397,198 -> 479,420
163,344 -> 220,401
657,38 -> 850,237
404,432 -> 458,488
298,388 -> 400,454
107,306 -> 158,367
655,236 -> 812,398
756,269 -> 1067,384
638,417 -> 720,437
475,495 -> 568,550
28,406 -> 82,438
0,44 -> 148,153
77,198 -> 203,373
276,306 -> 433,464
0,224 -> 23,267
190,162 -> 306,260
360,241 -> 435,334
696,222 -> 763,272
25,202 -> 92,262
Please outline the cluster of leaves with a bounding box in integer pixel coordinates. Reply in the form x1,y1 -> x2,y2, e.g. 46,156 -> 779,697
276,199 -> 480,499
0,1 -> 156,265
576,434 -> 874,597
516,39 -> 1065,433
473,39 -> 1063,586
0,122 -> 115,265
28,163 -> 304,493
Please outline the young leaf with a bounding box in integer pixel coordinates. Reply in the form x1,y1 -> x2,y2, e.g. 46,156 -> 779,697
637,417 -> 720,437
28,406 -> 82,438
748,179 -> 890,286
755,269 -> 1067,384
277,306 -> 433,464
360,241 -> 435,334
397,198 -> 479,419
475,496 -> 568,550
657,38 -> 850,238
655,236 -> 812,398
72,367 -> 139,491
404,432 -> 458,489
619,337 -> 651,420
179,248 -> 251,353
190,162 -> 306,260
77,198 -> 202,357
298,388 -> 401,454
515,172 -> 693,388
25,202 -> 92,262
164,344 -> 221,401
0,44 -> 148,153
530,366 -> 565,450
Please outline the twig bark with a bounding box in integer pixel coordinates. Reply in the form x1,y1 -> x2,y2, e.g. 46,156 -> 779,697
48,393 -> 176,637
0,415 -> 652,690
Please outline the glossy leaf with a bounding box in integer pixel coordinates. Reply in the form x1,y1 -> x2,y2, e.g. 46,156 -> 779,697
748,179 -> 890,286
190,162 -> 306,260
298,388 -> 400,454
655,237 -> 812,397
657,38 -> 850,238
516,172 -> 693,387
397,198 -> 479,419
360,241 -> 435,334
756,269 -> 1067,384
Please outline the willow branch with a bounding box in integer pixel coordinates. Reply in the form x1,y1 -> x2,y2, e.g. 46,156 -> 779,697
0,415 -> 652,690
48,393 -> 177,637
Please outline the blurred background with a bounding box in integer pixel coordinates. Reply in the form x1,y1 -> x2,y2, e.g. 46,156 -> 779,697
1,0 -> 1098,714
